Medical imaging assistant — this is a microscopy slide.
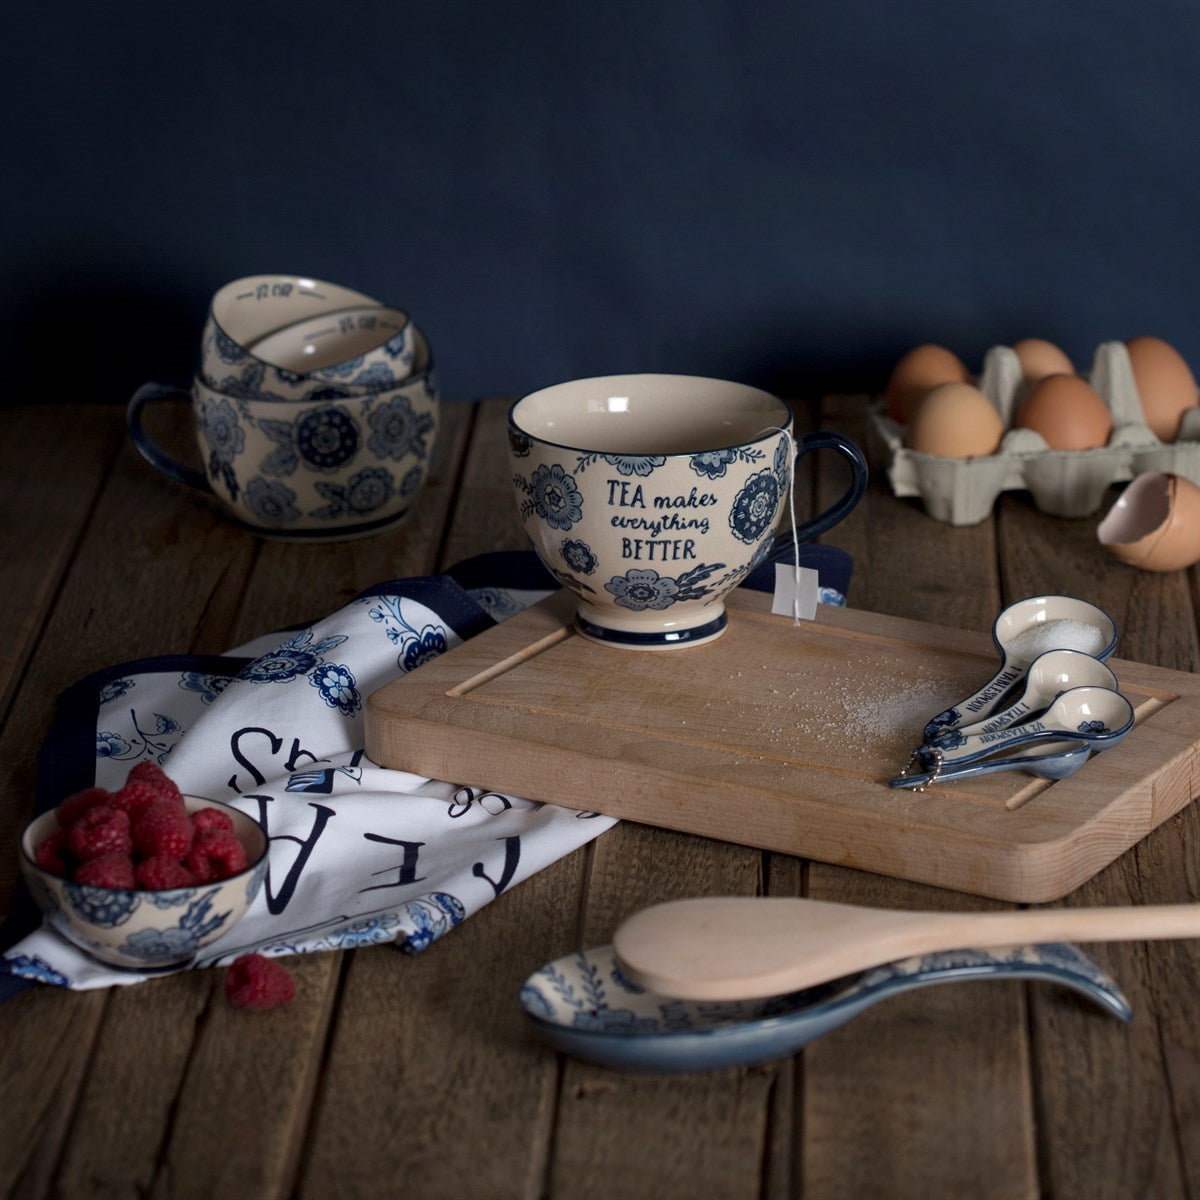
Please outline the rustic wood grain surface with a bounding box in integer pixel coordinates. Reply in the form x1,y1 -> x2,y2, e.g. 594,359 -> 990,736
0,397 -> 1196,1200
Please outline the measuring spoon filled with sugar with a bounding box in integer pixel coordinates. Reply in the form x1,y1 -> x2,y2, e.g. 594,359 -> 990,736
922,596 -> 1117,743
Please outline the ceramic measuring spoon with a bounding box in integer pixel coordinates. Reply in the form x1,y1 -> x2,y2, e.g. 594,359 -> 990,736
897,685 -> 1133,789
611,896 -> 1200,1001
891,741 -> 1091,789
930,649 -> 1119,744
922,596 -> 1117,742
519,942 -> 1130,1073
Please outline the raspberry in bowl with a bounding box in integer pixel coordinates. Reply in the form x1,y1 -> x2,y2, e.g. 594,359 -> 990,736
19,768 -> 268,971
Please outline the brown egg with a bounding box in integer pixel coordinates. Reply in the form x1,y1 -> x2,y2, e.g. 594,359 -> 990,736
906,381 -> 1005,458
1126,336 -> 1199,442
885,344 -> 970,423
1015,374 -> 1113,450
1098,472 -> 1200,572
1013,338 -> 1074,384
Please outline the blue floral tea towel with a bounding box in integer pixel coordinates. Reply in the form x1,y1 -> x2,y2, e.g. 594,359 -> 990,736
3,561 -> 614,992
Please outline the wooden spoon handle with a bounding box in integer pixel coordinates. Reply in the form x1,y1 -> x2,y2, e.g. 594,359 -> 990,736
925,904 -> 1200,948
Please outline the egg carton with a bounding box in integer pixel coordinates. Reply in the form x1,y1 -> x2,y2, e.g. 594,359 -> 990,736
866,340 -> 1200,526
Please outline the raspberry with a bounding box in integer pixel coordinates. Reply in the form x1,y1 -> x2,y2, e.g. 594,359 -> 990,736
132,799 -> 194,860
224,953 -> 295,1011
74,852 -> 136,889
66,806 -> 132,861
58,787 -> 112,825
126,761 -> 185,805
110,778 -> 166,819
184,829 -> 247,882
191,807 -> 233,835
34,828 -> 75,877
136,856 -> 196,890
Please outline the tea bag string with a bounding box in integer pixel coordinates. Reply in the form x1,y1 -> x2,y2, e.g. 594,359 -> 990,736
755,425 -> 803,623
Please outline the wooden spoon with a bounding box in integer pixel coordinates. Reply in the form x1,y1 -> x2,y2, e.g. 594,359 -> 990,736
612,896 -> 1200,1001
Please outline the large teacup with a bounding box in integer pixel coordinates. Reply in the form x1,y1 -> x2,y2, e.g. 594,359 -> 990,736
128,330 -> 439,540
508,374 -> 867,648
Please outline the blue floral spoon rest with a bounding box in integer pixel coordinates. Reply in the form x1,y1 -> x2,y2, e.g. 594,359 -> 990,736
518,942 -> 1129,1073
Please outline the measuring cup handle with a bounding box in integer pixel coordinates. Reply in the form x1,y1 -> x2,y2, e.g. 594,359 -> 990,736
764,430 -> 868,561
126,383 -> 210,493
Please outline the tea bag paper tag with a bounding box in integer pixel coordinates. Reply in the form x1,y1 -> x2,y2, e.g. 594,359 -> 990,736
771,563 -> 820,621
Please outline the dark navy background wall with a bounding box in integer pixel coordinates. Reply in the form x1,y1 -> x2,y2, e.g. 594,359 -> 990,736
4,1 -> 1198,405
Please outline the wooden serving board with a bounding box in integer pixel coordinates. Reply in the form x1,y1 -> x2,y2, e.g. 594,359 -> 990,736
365,589 -> 1200,902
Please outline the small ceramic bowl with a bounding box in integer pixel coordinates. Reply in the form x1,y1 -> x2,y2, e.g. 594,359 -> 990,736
19,796 -> 268,970
200,274 -> 415,402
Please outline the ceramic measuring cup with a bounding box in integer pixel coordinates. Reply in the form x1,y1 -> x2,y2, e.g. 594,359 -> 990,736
245,305 -> 416,390
922,595 -> 1117,741
127,328 -> 439,540
200,274 -> 415,402
507,373 -> 867,649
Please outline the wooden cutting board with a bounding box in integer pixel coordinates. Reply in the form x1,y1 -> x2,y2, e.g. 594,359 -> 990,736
365,589 -> 1200,902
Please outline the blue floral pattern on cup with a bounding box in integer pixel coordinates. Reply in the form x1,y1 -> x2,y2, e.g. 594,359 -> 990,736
604,563 -> 725,611
689,445 -> 766,479
576,453 -> 666,477
729,467 -> 781,543
295,408 -> 361,471
517,463 -> 584,530
367,395 -> 435,462
310,467 -> 396,520
200,394 -> 246,499
561,538 -> 598,575
243,477 -> 300,525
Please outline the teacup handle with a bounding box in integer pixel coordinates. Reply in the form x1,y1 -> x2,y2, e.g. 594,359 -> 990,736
126,383 -> 210,493
767,429 -> 868,556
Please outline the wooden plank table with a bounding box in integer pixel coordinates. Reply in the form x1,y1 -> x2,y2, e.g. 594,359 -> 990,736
0,396 -> 1196,1200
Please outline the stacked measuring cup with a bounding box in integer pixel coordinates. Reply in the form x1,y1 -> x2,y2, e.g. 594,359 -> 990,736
128,275 -> 439,539
891,595 -> 1134,788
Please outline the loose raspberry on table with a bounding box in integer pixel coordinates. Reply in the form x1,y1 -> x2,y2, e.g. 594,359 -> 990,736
126,761 -> 185,805
58,787 -> 112,826
74,852 -> 137,889
66,806 -> 132,861
184,829 -> 247,882
191,806 -> 234,835
135,855 -> 196,890
224,953 -> 295,1011
132,799 -> 194,860
34,828 -> 75,876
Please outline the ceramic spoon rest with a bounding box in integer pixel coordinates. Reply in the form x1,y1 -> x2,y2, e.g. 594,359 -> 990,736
519,942 -> 1129,1073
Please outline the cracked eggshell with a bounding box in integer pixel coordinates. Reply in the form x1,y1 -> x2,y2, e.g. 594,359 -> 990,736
1097,472 -> 1200,572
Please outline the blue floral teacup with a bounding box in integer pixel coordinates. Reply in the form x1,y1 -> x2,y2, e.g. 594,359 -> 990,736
200,275 -> 417,401
128,329 -> 439,540
508,374 -> 867,648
